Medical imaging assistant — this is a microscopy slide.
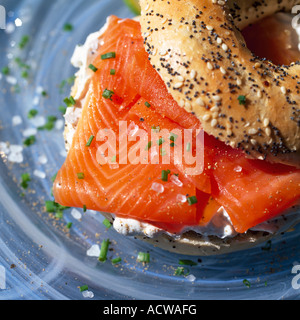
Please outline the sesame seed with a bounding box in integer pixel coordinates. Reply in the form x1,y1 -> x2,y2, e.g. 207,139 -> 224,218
248,128 -> 258,135
190,70 -> 197,79
195,98 -> 204,106
217,37 -> 222,44
174,82 -> 184,89
265,127 -> 272,137
207,62 -> 213,70
202,114 -> 211,122
210,106 -> 219,113
211,119 -> 218,127
281,86 -> 287,94
263,118 -> 270,127
222,43 -> 228,51
206,25 -> 213,31
220,67 -> 226,74
212,95 -> 221,101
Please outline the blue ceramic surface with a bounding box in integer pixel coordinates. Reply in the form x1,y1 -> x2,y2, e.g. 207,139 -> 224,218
0,0 -> 300,300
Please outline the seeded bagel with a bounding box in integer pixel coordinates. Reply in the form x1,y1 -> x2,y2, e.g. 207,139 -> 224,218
140,0 -> 300,168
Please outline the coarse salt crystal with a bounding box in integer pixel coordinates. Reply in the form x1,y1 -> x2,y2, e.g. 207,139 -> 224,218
151,182 -> 164,194
86,244 -> 101,257
71,208 -> 82,220
22,127 -> 37,137
12,115 -> 22,126
170,175 -> 183,187
38,154 -> 48,164
177,194 -> 187,203
33,170 -> 46,179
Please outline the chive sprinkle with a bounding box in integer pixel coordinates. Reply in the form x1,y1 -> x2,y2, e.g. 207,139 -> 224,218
1,66 -> 10,75
88,64 -> 98,72
243,279 -> 251,288
110,69 -> 116,75
102,89 -> 114,100
145,141 -> 152,151
186,142 -> 191,152
23,135 -> 36,147
161,169 -> 170,182
98,239 -> 110,262
111,257 -> 122,265
83,204 -> 87,212
18,35 -> 30,49
169,132 -> 178,142
66,222 -> 73,229
64,96 -> 76,107
145,101 -> 151,108
179,259 -> 197,266
63,23 -> 73,32
86,135 -> 94,147
137,252 -> 150,263
187,196 -> 198,206
77,172 -> 85,179
157,137 -> 165,146
79,285 -> 89,292
20,173 -> 31,189
174,266 -> 190,276
103,218 -> 112,229
27,109 -> 38,119
238,95 -> 246,105
101,52 -> 116,60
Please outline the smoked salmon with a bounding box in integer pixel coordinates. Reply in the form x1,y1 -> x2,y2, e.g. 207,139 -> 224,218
53,16 -> 300,234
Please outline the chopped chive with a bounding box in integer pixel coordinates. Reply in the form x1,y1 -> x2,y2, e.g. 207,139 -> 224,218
243,279 -> 251,288
111,257 -> 122,265
238,95 -> 246,105
179,259 -> 197,266
21,70 -> 29,79
88,64 -> 98,72
1,66 -> 10,75
110,69 -> 116,75
77,172 -> 85,179
110,155 -> 116,163
27,109 -> 38,119
145,101 -> 151,108
64,96 -> 76,107
169,132 -> 178,142
161,170 -> 170,182
187,196 -> 198,206
103,219 -> 112,229
41,90 -> 48,97
186,142 -> 191,152
55,211 -> 64,219
157,138 -> 165,146
38,116 -> 57,131
63,23 -> 73,32
20,173 -> 31,189
86,135 -> 95,147
170,142 -> 175,147
160,148 -> 167,156
137,252 -> 150,263
83,204 -> 87,212
98,239 -> 110,262
66,222 -> 73,229
101,52 -> 116,60
79,285 -> 89,292
18,35 -> 30,49
14,57 -> 30,69
45,200 -> 69,214
145,141 -> 152,151
174,266 -> 190,276
23,135 -> 36,147
102,89 -> 114,100
58,106 -> 67,114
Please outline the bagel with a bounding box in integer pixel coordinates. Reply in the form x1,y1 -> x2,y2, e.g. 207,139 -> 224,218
140,0 -> 300,168
55,5 -> 300,257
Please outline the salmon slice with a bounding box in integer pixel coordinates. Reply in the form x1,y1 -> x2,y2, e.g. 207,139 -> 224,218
53,15 -> 300,234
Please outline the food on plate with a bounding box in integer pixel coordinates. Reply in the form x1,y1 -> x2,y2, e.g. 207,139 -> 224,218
53,0 -> 300,255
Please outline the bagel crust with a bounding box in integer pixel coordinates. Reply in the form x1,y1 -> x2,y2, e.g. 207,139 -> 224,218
140,0 -> 300,168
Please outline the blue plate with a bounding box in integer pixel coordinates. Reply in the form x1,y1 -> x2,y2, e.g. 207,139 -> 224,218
0,0 -> 300,300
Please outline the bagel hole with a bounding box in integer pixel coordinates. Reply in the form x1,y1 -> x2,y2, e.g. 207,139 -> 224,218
242,13 -> 300,66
